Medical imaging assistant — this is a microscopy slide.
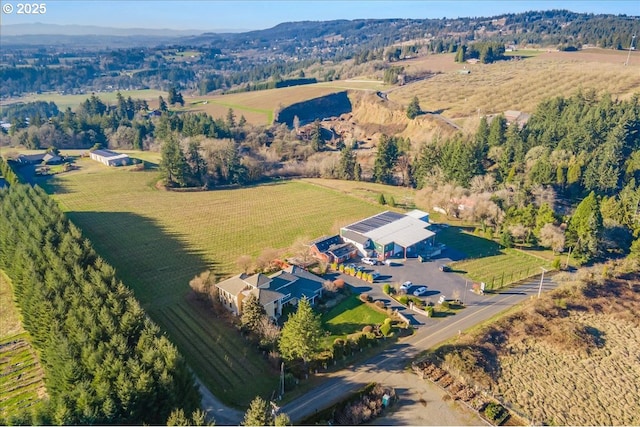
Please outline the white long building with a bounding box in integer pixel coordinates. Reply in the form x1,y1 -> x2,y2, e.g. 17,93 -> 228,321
89,149 -> 131,167
340,210 -> 438,260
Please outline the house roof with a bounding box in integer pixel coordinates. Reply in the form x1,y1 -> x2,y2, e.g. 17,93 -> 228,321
268,266 -> 323,301
310,235 -> 342,252
215,273 -> 250,296
364,216 -> 435,248
18,153 -> 46,163
247,287 -> 284,306
43,153 -> 62,163
327,242 -> 357,259
244,273 -> 271,288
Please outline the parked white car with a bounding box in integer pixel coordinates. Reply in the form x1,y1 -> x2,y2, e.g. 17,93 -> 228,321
400,281 -> 412,291
361,257 -> 378,266
413,286 -> 428,296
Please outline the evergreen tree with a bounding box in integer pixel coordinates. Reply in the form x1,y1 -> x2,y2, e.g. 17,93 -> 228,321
241,294 -> 266,333
488,114 -> 506,147
406,96 -> 421,119
310,120 -> 324,152
243,396 -> 273,427
566,191 -> 603,262
160,135 -> 188,187
373,134 -> 399,184
185,140 -> 207,186
278,298 -> 323,364
337,145 -> 357,180
159,96 -> 168,112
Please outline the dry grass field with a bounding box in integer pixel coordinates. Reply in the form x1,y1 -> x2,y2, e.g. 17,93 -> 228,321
389,49 -> 640,126
432,273 -> 640,426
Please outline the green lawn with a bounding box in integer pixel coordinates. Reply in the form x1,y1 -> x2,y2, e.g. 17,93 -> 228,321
31,158 -> 386,407
322,295 -> 388,342
436,226 -> 502,258
437,227 -> 550,289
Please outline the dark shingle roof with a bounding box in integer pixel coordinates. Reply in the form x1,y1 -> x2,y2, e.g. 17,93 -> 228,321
310,235 -> 342,252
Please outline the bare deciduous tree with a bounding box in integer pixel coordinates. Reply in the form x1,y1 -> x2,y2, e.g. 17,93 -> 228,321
540,223 -> 566,254
236,255 -> 253,274
509,223 -> 529,246
256,247 -> 282,272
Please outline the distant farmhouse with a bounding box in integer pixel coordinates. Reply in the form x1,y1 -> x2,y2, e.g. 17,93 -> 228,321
310,210 -> 439,263
17,152 -> 63,165
215,265 -> 324,320
89,149 -> 131,167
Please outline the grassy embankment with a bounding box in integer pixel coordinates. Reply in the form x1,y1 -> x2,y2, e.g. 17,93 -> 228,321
0,272 -> 46,421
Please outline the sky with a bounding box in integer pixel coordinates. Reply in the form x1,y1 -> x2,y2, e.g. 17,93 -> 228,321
1,0 -> 638,31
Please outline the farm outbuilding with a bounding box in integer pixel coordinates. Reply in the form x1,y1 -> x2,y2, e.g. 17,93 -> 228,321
89,149 -> 131,167
340,210 -> 437,260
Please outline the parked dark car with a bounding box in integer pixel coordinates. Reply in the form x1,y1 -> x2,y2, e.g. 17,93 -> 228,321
439,264 -> 452,272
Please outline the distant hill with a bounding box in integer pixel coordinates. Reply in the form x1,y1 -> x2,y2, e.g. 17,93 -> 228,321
1,23 -> 245,36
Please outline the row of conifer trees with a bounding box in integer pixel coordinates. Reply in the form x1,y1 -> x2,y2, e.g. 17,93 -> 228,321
0,174 -> 200,424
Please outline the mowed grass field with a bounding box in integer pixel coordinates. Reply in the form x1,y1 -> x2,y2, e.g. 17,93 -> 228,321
390,48 -> 640,122
36,158 -> 386,406
0,89 -> 166,111
0,272 -> 46,420
321,295 -> 388,342
437,227 -> 550,288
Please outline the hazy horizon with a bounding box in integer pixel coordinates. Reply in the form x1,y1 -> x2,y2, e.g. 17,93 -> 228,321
1,0 -> 638,34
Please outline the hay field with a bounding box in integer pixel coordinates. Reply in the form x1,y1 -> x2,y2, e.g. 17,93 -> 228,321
389,49 -> 640,123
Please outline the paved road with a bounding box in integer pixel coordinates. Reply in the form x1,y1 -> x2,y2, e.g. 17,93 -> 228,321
280,273 -> 557,424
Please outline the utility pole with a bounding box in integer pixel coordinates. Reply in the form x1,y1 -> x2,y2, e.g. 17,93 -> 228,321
537,267 -> 548,298
625,34 -> 636,66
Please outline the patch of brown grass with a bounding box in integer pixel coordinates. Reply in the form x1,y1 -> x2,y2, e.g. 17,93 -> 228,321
428,272 -> 640,425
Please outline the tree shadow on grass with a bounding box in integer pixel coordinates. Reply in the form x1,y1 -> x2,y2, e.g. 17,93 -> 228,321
67,211 -> 221,307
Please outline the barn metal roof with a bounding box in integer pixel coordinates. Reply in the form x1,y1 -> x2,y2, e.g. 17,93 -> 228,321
364,216 -> 435,247
344,211 -> 404,234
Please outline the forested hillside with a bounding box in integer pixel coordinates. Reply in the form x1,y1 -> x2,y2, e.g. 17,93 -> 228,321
0,168 -> 201,424
1,10 -> 636,97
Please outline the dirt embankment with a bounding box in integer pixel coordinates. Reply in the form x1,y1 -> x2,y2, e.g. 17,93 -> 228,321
275,91 -> 352,127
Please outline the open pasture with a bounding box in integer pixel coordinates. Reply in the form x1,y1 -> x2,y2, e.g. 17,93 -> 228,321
390,48 -> 640,123
0,89 -> 166,111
